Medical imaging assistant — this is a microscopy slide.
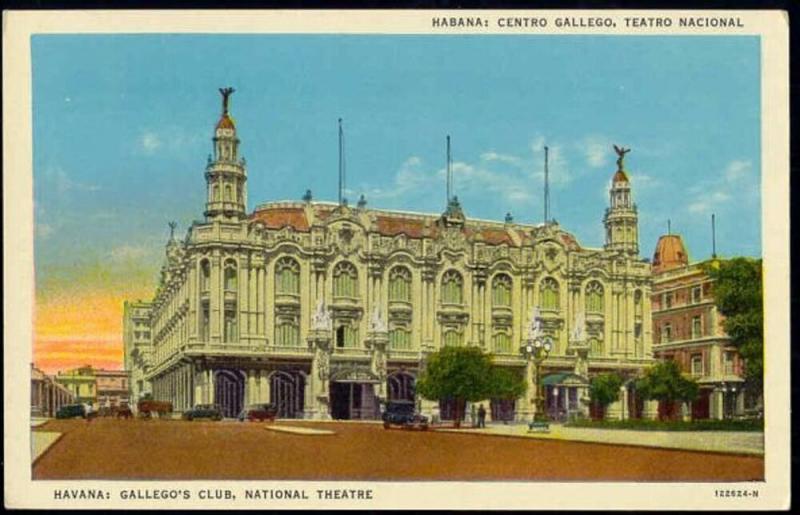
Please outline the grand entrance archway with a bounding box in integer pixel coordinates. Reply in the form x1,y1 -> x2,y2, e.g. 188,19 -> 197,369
387,371 -> 415,402
330,382 -> 379,420
214,369 -> 245,418
270,370 -> 305,419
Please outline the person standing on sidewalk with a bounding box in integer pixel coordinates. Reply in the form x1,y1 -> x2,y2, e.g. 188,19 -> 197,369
477,404 -> 487,428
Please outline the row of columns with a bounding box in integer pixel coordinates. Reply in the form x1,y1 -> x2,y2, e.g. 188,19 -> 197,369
31,380 -> 74,417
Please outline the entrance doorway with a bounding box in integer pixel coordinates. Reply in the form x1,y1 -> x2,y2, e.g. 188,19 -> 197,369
270,370 -> 305,419
439,398 -> 466,421
214,369 -> 245,418
330,382 -> 378,420
490,398 -> 515,422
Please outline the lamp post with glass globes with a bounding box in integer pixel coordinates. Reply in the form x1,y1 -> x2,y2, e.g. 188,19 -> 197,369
521,336 -> 553,421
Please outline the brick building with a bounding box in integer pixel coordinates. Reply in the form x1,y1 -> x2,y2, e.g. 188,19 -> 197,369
651,234 -> 748,419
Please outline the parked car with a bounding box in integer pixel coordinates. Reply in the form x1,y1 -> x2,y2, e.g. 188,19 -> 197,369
182,404 -> 223,421
238,404 -> 279,422
56,404 -> 86,419
382,401 -> 429,430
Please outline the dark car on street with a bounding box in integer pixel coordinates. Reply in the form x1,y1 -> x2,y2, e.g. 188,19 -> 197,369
56,404 -> 86,419
382,401 -> 429,430
237,404 -> 279,422
182,404 -> 223,421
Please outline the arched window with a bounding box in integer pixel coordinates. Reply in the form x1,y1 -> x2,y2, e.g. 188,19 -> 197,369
493,332 -> 513,353
212,184 -> 219,202
585,281 -> 604,313
200,260 -> 210,292
275,257 -> 300,295
539,277 -> 560,310
492,274 -> 512,307
335,323 -> 358,348
223,304 -> 237,343
389,328 -> 411,350
441,270 -> 463,305
634,289 -> 643,317
333,261 -> 359,298
388,266 -> 412,302
443,329 -> 463,347
224,259 -> 237,291
224,184 -> 232,202
276,319 -> 300,347
589,337 -> 603,356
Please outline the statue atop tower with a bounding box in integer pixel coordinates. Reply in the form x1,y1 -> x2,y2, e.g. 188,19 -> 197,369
205,87 -> 247,222
603,144 -> 639,256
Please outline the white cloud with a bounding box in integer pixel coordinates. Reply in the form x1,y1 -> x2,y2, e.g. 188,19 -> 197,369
724,160 -> 752,181
140,131 -> 162,154
577,136 -> 611,168
48,166 -> 101,194
480,151 -> 522,167
109,244 -> 150,262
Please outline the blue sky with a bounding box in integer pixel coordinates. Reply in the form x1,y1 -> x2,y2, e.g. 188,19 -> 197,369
33,34 -> 761,294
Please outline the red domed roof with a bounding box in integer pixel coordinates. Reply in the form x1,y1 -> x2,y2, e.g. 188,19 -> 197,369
216,113 -> 236,130
652,234 -> 689,273
613,169 -> 629,183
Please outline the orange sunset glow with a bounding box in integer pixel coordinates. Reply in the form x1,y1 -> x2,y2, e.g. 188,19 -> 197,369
34,288 -> 152,374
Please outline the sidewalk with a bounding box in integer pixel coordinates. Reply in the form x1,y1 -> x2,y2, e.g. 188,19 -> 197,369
436,423 -> 764,456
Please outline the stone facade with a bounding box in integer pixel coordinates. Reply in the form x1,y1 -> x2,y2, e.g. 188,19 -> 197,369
126,90 -> 654,421
651,235 -> 751,420
123,300 -> 153,402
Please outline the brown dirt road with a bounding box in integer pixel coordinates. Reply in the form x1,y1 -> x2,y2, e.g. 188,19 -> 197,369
33,418 -> 763,481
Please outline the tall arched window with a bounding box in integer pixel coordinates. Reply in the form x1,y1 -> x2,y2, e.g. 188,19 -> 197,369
224,184 -> 232,202
585,281 -> 604,313
634,289 -> 643,317
493,332 -> 512,353
275,257 -> 300,295
443,329 -> 463,346
224,259 -> 237,291
200,259 -> 210,292
389,328 -> 411,350
388,266 -> 412,302
441,270 -> 463,305
333,261 -> 359,298
539,277 -> 560,310
223,304 -> 237,343
492,274 -> 512,307
589,337 -> 603,356
276,319 -> 300,347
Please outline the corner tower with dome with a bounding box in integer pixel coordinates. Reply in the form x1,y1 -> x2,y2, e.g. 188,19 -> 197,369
123,88 -> 657,423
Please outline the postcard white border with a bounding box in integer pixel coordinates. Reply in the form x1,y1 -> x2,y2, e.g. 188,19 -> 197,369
3,9 -> 790,510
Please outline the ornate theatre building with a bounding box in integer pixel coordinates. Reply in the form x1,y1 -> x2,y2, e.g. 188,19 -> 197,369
123,89 -> 655,422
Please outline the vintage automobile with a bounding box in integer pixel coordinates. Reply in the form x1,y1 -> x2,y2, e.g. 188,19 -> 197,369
116,404 -> 133,419
182,404 -> 224,421
55,404 -> 86,419
381,401 -> 429,430
237,404 -> 279,422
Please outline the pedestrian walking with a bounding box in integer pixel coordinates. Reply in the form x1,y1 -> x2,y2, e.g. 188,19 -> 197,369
84,402 -> 94,423
477,404 -> 487,428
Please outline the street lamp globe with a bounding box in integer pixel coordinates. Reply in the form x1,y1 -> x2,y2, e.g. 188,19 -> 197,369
534,339 -> 542,349
543,339 -> 552,353
526,344 -> 534,354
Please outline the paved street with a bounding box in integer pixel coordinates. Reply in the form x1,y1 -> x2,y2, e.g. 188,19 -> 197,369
32,418 -> 763,481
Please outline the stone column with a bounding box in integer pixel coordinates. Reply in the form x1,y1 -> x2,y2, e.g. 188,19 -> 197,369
710,387 -> 724,420
307,330 -> 332,420
620,385 -> 629,420
193,368 -> 202,407
259,370 -> 269,404
247,369 -> 257,405
516,357 -> 536,422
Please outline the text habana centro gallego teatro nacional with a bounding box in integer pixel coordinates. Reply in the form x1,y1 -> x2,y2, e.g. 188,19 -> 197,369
124,88 -> 655,423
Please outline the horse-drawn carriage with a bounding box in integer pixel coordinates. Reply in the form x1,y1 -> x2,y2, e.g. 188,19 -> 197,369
137,399 -> 173,419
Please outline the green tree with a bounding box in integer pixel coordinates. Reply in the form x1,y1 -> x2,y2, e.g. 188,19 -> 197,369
589,373 -> 624,417
416,346 -> 526,428
636,361 -> 699,420
703,258 -> 763,395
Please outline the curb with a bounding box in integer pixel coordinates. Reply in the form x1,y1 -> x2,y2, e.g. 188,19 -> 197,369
432,428 -> 765,458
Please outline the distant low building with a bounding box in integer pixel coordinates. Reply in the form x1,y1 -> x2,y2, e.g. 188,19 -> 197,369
55,365 -> 97,406
651,234 -> 751,419
31,364 -> 74,417
55,365 -> 131,409
96,369 -> 131,408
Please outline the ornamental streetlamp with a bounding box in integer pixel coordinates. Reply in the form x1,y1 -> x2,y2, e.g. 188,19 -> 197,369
521,335 -> 553,421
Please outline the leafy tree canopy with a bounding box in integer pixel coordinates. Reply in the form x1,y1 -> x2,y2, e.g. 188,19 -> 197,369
703,258 -> 763,390
636,361 -> 699,404
416,346 -> 526,404
590,373 -> 624,408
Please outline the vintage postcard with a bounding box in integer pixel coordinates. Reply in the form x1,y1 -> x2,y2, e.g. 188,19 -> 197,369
3,9 -> 790,510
